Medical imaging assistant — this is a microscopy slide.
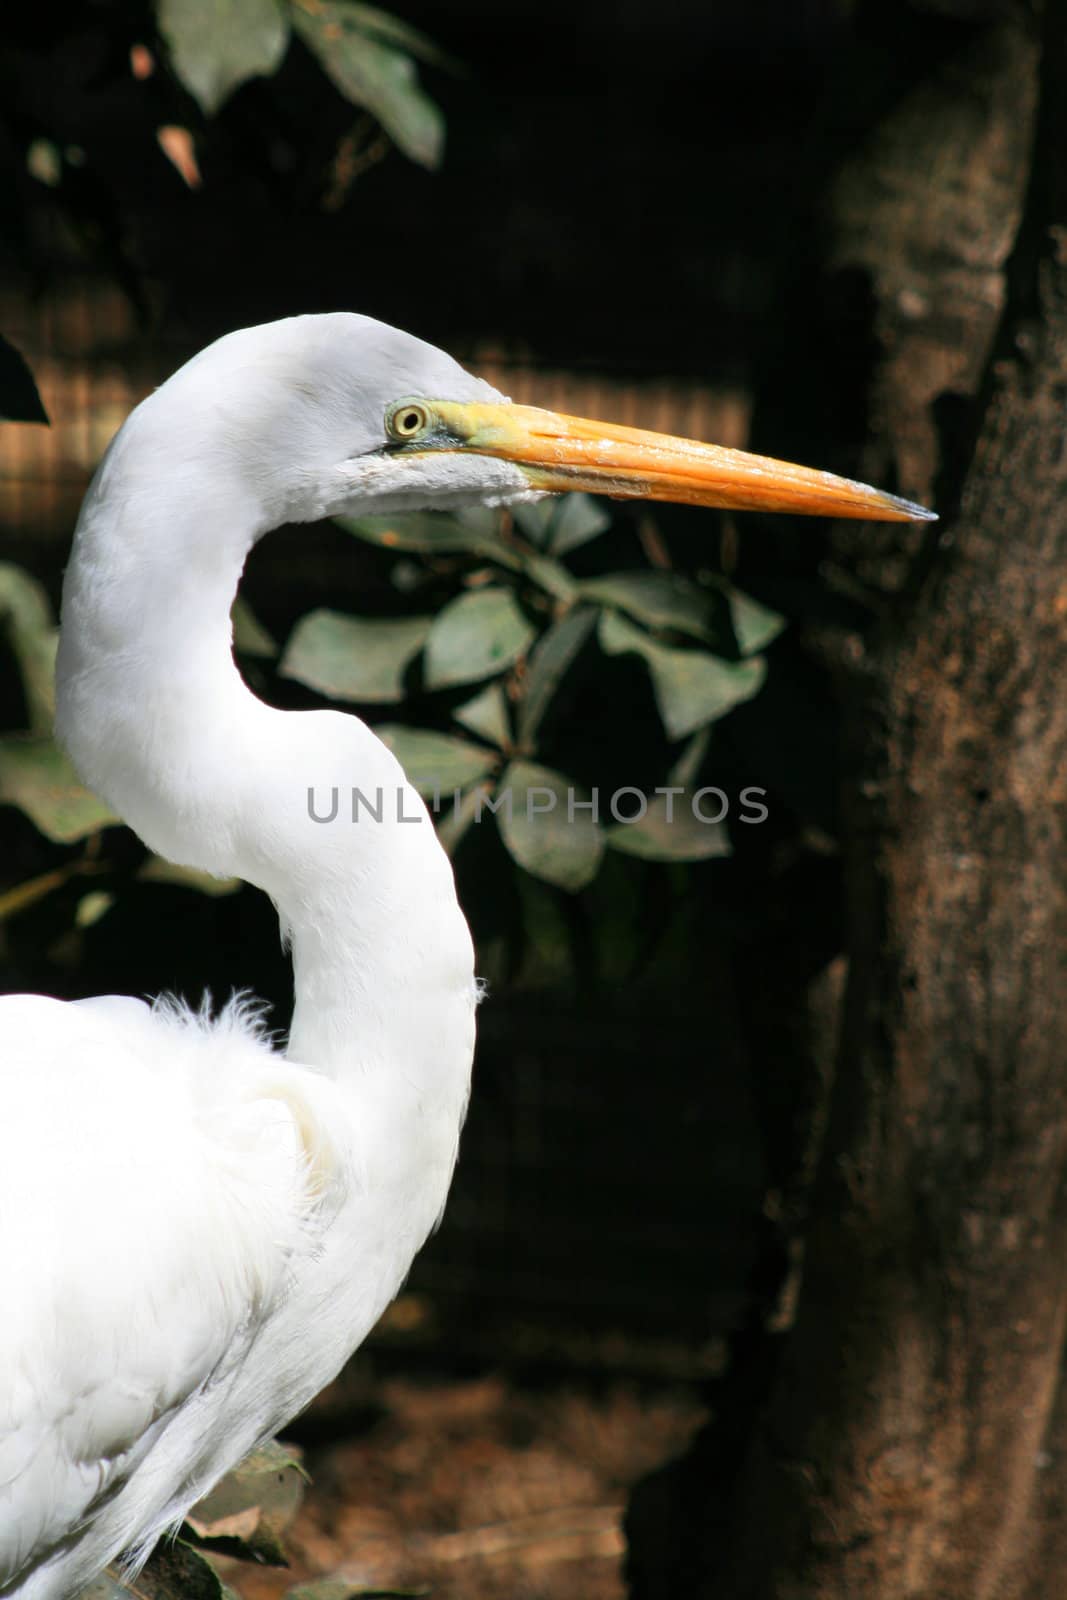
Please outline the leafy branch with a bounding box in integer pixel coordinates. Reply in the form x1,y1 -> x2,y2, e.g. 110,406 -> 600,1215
277,495 -> 784,890
156,0 -> 451,168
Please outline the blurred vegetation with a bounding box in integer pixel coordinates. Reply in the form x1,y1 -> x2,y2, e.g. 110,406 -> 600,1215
0,332 -> 786,989
0,2 -> 803,1004
3,0 -> 451,316
285,497 -> 782,887
0,2 -> 851,1590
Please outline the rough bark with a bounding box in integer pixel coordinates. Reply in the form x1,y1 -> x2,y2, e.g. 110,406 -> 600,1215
726,2 -> 1067,1594
633,1 -> 1067,1595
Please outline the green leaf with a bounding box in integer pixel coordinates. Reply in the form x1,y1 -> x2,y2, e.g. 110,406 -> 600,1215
80,1538 -> 227,1600
158,0 -> 289,115
339,511 -> 576,601
548,493 -> 612,555
598,611 -> 766,740
75,890 -> 115,928
291,1 -> 444,168
515,604 -> 595,747
231,595 -> 278,658
669,726 -> 710,789
0,562 -> 58,731
0,735 -> 115,842
512,493 -> 611,555
138,857 -> 241,897
424,588 -> 535,690
605,788 -> 731,861
436,782 -> 484,856
497,759 -> 603,890
375,724 -> 498,797
511,499 -> 555,545
453,682 -> 510,748
336,3 -> 458,72
513,548 -> 577,603
453,505 -> 498,537
512,493 -> 610,555
0,335 -> 49,424
720,583 -> 787,656
579,570 -> 730,645
184,1440 -> 306,1566
281,608 -> 431,703
338,510 -> 498,556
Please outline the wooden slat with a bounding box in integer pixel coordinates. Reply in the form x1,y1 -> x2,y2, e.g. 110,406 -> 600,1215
1,280 -> 753,564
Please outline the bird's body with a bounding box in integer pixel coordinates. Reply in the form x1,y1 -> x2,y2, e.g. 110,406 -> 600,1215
3,317 -> 483,1598
0,314 -> 931,1597
2,984 -> 470,1592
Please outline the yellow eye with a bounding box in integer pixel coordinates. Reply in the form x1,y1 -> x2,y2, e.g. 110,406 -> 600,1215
386,400 -> 431,442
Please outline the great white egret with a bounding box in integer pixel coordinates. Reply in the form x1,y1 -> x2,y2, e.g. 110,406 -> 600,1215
0,314 -> 932,1598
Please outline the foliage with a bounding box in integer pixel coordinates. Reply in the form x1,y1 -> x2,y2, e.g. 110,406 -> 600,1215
156,0 -> 290,117
182,1439 -> 308,1564
76,1438 -> 402,1598
275,496 -> 783,890
11,0 -> 450,270
287,1 -> 446,168
0,334 -> 785,987
80,1540 -> 237,1600
0,488 -> 781,894
0,527 -> 234,925
156,0 -> 448,167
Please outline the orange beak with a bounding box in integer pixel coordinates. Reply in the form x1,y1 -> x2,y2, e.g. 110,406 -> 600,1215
412,399 -> 934,522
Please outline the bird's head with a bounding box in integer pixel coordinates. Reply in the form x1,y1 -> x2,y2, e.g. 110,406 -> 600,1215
139,313 -> 934,531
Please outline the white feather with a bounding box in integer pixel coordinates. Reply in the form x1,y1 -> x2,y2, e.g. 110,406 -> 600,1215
1,315 -> 521,1598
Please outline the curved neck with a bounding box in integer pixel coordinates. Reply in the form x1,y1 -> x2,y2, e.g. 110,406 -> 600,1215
56,456 -> 476,1093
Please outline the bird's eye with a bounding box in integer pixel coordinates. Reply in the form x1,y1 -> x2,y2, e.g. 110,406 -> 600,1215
385,400 -> 431,443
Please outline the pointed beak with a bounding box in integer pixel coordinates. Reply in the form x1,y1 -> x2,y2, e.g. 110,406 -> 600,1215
420,399 -> 935,522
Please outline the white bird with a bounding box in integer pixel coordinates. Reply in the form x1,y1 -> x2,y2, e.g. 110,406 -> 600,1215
0,313 -> 932,1599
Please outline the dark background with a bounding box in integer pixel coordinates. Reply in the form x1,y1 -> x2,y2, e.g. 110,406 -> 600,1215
4,0 -> 934,365
0,0 -> 888,1367
5,3 -> 1025,1594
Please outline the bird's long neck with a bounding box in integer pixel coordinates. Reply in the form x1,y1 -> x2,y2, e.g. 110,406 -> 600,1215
56,451 -> 476,1102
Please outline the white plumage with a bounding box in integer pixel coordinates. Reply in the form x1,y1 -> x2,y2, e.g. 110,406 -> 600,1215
2,317 -> 498,1597
0,313 -> 929,1597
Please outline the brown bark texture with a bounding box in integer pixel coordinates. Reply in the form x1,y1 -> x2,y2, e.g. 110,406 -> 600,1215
720,2 -> 1067,1595
629,1 -> 1067,1596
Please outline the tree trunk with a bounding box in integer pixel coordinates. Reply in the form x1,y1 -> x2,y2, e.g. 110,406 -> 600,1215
632,1 -> 1067,1594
